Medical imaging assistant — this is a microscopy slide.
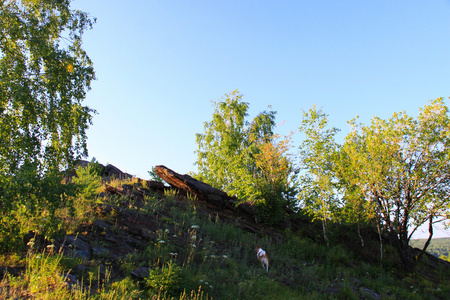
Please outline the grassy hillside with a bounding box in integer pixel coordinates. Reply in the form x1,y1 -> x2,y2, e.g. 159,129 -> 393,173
411,238 -> 450,261
1,165 -> 449,299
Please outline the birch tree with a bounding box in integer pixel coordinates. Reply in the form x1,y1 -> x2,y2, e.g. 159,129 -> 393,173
298,106 -> 340,245
0,0 -> 96,174
341,98 -> 450,271
0,0 -> 95,251
195,90 -> 298,224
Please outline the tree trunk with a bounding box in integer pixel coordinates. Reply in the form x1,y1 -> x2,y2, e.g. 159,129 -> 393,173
377,222 -> 383,261
417,216 -> 434,262
322,219 -> 329,247
358,223 -> 364,247
393,233 -> 414,272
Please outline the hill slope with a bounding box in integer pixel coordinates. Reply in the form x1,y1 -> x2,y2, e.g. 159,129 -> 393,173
1,163 -> 449,299
411,238 -> 450,260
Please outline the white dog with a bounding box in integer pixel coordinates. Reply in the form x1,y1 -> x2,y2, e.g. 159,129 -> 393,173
256,246 -> 269,273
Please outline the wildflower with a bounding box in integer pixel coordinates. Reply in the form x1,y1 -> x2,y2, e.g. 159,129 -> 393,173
191,225 -> 200,229
210,255 -> 217,258
191,235 -> 197,241
172,234 -> 177,238
191,244 -> 196,248
199,279 -> 204,283
39,225 -> 44,229
165,229 -> 169,233
169,252 -> 178,257
222,255 -> 228,259
159,240 -> 165,244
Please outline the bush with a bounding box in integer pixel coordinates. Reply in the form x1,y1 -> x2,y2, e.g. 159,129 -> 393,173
99,277 -> 142,299
0,162 -> 75,253
146,260 -> 182,296
72,163 -> 103,218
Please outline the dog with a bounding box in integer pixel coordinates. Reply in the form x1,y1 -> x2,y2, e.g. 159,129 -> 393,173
256,246 -> 269,273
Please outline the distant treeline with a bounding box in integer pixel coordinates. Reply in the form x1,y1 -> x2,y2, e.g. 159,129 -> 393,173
411,238 -> 450,261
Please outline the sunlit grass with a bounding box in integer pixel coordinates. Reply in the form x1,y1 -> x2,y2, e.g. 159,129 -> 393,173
1,174 -> 449,299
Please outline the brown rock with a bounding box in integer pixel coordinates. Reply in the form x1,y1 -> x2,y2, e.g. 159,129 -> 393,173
153,165 -> 236,208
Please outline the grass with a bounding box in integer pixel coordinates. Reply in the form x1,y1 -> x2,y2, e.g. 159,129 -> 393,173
0,170 -> 449,299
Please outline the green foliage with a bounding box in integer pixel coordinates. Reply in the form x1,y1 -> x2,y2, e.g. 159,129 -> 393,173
339,97 -> 450,270
2,175 -> 449,299
0,0 -> 95,253
146,260 -> 182,296
298,106 -> 341,243
0,162 -> 75,253
195,90 -> 275,202
195,90 -> 297,224
0,0 -> 96,173
253,133 -> 299,225
71,163 -> 103,222
73,163 -> 103,202
410,238 -> 450,261
0,252 -> 81,299
100,277 -> 142,300
148,166 -> 163,182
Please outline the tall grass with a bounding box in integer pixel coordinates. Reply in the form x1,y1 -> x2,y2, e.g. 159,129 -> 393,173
1,173 -> 449,299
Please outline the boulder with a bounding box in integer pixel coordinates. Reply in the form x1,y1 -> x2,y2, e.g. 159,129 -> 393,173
153,165 -> 236,208
104,164 -> 133,180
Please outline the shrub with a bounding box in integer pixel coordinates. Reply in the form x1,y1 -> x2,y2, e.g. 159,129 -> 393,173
0,252 -> 84,299
72,163 -> 103,218
0,163 -> 75,253
98,277 -> 142,300
146,260 -> 182,296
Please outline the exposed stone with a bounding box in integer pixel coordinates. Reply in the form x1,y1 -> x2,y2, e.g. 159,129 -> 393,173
92,246 -> 109,257
77,264 -> 89,272
360,287 -> 381,300
131,267 -> 150,279
64,159 -> 106,180
104,164 -> 133,180
145,180 -> 166,191
94,220 -> 111,231
154,165 -> 236,208
61,235 -> 93,260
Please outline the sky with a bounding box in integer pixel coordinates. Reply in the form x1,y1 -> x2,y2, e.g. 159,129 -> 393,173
72,1 -> 450,238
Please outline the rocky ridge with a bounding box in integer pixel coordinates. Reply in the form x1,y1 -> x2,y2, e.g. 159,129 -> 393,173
7,161 -> 450,299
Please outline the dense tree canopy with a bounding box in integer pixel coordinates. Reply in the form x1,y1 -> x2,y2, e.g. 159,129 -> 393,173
339,98 -> 450,270
0,0 -> 96,174
195,90 -> 297,224
195,90 -> 277,203
0,0 -> 95,251
298,106 -> 341,244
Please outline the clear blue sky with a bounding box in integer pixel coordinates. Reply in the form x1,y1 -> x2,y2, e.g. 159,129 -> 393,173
72,1 -> 450,237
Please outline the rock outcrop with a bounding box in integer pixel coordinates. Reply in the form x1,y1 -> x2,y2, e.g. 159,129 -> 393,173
154,165 -> 237,208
